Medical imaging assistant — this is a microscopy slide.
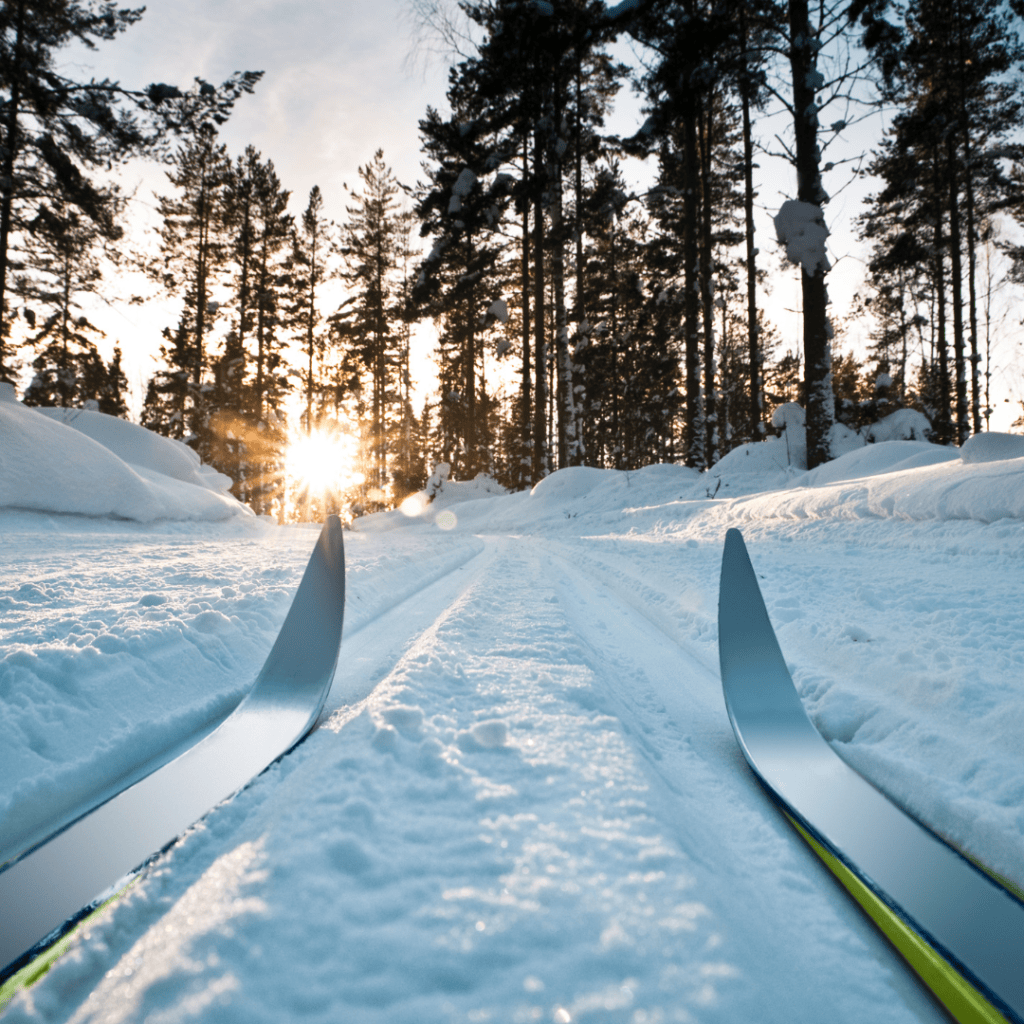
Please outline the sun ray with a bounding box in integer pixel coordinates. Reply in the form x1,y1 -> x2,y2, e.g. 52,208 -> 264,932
284,426 -> 364,521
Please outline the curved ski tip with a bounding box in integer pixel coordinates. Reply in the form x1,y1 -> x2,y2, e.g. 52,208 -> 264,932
315,516 -> 346,595
723,527 -> 746,555
719,528 -> 753,605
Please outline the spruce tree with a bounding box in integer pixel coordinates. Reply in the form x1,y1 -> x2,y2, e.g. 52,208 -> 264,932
15,189 -> 122,406
286,185 -> 333,434
334,151 -> 408,509
0,0 -> 261,379
156,124 -> 231,393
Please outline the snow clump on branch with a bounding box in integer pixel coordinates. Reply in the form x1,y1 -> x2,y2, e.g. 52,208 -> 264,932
774,200 -> 830,277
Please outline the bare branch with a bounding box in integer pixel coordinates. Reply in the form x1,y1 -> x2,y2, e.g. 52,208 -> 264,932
401,0 -> 482,75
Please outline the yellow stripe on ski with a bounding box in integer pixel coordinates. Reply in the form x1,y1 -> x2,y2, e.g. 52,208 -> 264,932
784,810 -> 1011,1024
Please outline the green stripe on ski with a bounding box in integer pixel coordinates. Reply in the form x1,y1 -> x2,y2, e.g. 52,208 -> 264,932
783,810 -> 1010,1024
0,880 -> 135,1012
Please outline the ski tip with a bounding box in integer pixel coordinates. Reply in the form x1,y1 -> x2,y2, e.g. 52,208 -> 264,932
718,528 -> 755,620
318,515 -> 345,582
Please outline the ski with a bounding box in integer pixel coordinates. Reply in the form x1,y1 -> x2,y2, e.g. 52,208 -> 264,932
718,528 -> 1024,1024
0,516 -> 346,981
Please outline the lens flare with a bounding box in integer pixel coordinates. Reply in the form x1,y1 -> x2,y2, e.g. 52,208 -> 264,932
285,427 -> 364,516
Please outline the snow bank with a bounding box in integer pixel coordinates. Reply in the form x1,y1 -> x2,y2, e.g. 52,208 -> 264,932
34,405 -> 233,493
731,449 -> 1024,525
862,407 -> 931,443
960,431 -> 1024,464
0,384 -> 249,522
356,466 -> 510,532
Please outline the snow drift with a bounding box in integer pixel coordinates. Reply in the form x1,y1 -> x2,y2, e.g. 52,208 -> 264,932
0,383 -> 249,523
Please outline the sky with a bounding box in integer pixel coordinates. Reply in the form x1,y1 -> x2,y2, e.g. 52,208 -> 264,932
49,0 -> 1024,433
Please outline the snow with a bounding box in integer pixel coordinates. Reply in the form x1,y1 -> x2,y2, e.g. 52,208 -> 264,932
861,407 -> 931,444
960,430 -> 1024,464
0,385 -> 248,523
486,298 -> 509,324
451,167 -> 476,200
604,0 -> 641,18
773,199 -> 830,277
2,407 -> 1024,1023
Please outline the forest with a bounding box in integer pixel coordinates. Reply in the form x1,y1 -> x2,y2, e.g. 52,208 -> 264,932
2,0 -> 1024,521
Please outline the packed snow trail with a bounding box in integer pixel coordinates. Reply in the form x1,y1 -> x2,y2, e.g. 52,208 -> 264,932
4,533 -> 949,1024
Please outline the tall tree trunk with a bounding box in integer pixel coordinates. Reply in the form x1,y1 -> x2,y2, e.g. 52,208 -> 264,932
932,150 -> 952,445
739,5 -> 763,443
549,105 -> 579,470
954,0 -> 982,435
946,132 -> 968,444
194,161 -> 211,390
520,140 -> 532,481
573,53 -> 587,462
682,112 -> 705,470
610,224 -> 620,469
301,217 -> 317,435
466,281 -> 478,471
60,251 -> 71,407
788,0 -> 833,468
532,125 -> 548,481
698,97 -> 718,467
0,0 -> 26,378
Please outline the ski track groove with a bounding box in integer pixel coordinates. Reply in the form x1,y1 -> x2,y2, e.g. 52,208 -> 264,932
534,538 -> 950,1024
0,536 -> 487,872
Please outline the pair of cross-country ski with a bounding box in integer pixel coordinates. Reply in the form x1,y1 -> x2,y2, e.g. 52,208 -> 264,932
1,520 -> 1021,1024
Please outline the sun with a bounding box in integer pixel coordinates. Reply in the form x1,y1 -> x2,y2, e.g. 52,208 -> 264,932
285,426 -> 365,514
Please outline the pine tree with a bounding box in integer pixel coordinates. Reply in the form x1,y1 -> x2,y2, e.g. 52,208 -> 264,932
0,0 -> 261,379
156,124 -> 231,392
859,0 -> 1024,445
0,0 -> 142,378
414,104 -> 513,480
334,151 -> 408,509
287,185 -> 333,434
140,313 -> 193,439
14,188 -> 122,405
99,344 -> 128,416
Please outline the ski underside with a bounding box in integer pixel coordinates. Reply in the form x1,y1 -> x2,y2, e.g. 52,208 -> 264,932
0,515 -> 346,983
718,527 -> 1024,1024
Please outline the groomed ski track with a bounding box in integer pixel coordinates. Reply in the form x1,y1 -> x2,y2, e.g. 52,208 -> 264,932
3,530 -> 960,1024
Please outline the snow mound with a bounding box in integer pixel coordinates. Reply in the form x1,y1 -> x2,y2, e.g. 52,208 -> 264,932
0,384 -> 249,522
862,407 -> 932,444
357,468 -> 509,532
960,431 -> 1024,464
735,451 -> 1024,524
430,470 -> 508,510
530,465 -> 610,503
34,404 -> 232,493
803,441 -> 959,487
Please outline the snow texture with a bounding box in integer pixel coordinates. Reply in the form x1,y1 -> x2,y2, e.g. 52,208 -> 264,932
2,406 -> 1024,1023
605,0 -> 642,17
960,431 -> 1024,464
774,199 -> 830,276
